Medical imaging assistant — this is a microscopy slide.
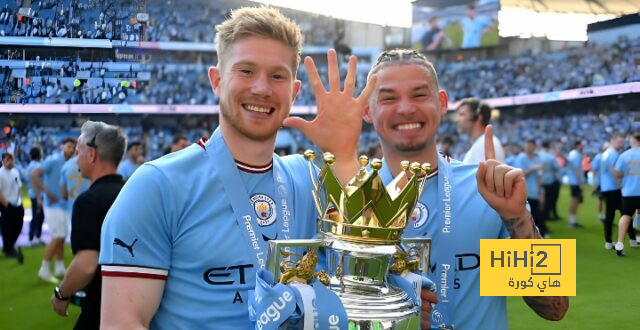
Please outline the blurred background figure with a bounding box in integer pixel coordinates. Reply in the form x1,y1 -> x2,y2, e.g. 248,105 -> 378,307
26,147 -> 45,246
456,97 -> 505,163
0,152 -> 25,263
117,142 -> 143,181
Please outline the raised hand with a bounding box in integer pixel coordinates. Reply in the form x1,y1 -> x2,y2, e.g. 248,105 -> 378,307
283,49 -> 377,159
476,125 -> 528,219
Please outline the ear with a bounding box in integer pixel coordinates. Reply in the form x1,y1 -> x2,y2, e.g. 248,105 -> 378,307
363,104 -> 373,124
291,79 -> 301,103
438,90 -> 448,117
208,66 -> 221,96
90,148 -> 99,164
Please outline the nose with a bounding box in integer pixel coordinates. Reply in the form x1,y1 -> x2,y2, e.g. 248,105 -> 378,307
396,98 -> 415,115
251,73 -> 272,97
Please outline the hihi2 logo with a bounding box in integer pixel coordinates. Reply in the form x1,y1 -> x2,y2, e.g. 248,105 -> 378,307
479,239 -> 575,296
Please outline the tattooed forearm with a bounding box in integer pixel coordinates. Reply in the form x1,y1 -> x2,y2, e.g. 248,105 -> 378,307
523,296 -> 569,321
503,212 -> 542,239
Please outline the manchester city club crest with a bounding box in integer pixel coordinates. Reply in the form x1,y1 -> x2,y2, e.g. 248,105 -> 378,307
411,202 -> 429,228
250,194 -> 277,226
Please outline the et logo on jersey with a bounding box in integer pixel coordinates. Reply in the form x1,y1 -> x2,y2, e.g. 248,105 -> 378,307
251,194 -> 276,226
203,264 -> 254,304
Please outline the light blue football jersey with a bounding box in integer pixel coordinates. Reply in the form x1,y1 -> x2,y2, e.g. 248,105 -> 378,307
539,150 -> 560,186
615,147 -> 640,197
38,152 -> 67,209
117,157 -> 141,180
567,150 -> 583,186
381,154 -> 510,330
100,129 -> 318,329
600,147 -> 621,192
25,160 -> 41,199
591,153 -> 602,188
59,156 -> 89,215
515,152 -> 541,199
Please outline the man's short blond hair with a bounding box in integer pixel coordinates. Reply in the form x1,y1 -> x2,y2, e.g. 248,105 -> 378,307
215,7 -> 302,76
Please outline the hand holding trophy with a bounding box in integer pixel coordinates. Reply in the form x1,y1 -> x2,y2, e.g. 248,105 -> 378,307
251,152 -> 435,330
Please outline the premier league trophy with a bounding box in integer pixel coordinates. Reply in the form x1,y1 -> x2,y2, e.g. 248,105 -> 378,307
265,151 -> 432,330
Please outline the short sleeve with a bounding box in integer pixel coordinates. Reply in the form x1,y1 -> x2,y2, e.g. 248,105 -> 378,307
615,154 -> 626,173
99,164 -> 177,280
59,164 -> 68,188
591,156 -> 600,171
40,156 -> 53,174
514,154 -> 526,170
71,195 -> 101,253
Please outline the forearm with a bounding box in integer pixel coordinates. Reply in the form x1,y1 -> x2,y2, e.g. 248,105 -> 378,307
331,155 -> 359,187
101,276 -> 164,329
31,175 -> 52,196
502,210 -> 542,239
58,251 -> 98,297
60,185 -> 68,200
522,296 -> 569,321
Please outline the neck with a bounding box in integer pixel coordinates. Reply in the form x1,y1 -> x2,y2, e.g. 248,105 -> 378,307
382,143 -> 439,177
220,123 -> 275,166
470,125 -> 484,140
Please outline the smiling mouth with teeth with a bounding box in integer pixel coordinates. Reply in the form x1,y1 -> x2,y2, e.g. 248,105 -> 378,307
244,104 -> 275,114
395,123 -> 423,131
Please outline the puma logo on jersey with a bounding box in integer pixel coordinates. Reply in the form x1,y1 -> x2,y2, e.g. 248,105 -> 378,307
113,238 -> 138,257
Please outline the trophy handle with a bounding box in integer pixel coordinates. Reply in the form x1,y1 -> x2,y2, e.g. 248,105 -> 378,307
400,237 -> 432,275
266,239 -> 323,282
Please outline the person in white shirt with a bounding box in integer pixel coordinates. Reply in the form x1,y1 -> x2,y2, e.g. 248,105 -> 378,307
455,97 -> 505,163
0,153 -> 25,263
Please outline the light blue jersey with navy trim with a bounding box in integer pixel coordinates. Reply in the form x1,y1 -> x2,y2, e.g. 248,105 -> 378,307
615,147 -> 640,197
600,147 -> 621,192
385,157 -> 510,330
515,152 -> 541,199
59,156 -> 89,215
117,157 -> 140,180
99,138 -> 317,329
38,152 -> 67,209
567,150 -> 583,186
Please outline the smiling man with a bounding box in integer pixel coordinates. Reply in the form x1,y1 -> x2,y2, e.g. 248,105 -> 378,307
98,6 -> 373,329
363,49 -> 568,329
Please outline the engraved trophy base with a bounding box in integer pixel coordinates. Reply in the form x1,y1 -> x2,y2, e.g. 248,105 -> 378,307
266,234 -> 431,330
321,235 -> 423,330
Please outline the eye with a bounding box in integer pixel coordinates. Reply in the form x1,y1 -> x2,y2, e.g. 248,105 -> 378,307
239,69 -> 252,76
273,74 -> 285,80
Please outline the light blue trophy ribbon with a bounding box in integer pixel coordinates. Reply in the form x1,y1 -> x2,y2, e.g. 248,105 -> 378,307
250,269 -> 348,330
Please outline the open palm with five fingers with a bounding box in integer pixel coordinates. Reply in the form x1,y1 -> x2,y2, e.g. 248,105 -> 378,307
283,49 -> 377,159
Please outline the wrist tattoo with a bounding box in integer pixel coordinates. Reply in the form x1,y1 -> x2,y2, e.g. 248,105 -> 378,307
503,213 -> 540,239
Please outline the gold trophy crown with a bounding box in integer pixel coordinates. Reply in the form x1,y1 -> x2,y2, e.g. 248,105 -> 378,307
304,150 -> 431,245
